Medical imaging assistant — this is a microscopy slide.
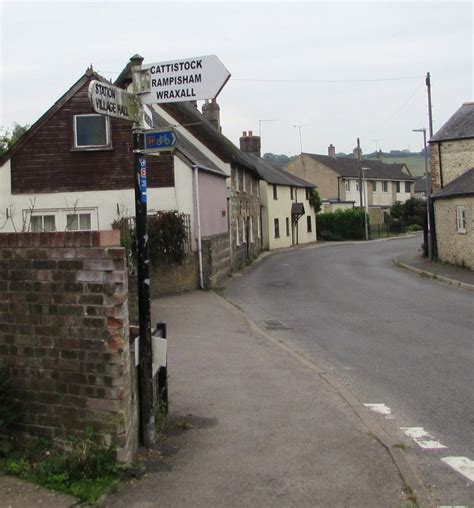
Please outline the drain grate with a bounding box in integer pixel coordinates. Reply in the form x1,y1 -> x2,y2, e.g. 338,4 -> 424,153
262,320 -> 292,330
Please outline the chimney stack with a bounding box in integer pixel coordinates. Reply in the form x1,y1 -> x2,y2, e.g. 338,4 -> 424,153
239,130 -> 261,157
328,144 -> 336,158
353,146 -> 362,159
202,99 -> 221,132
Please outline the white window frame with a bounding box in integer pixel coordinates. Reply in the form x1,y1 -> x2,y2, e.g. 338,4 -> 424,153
74,114 -> 111,149
256,181 -> 260,198
345,180 -> 351,192
405,181 -> 411,193
257,214 -> 261,238
372,180 -> 377,193
241,217 -> 247,243
24,207 -> 98,232
249,216 -> 254,243
382,181 -> 389,193
355,181 -> 360,192
243,171 -> 246,193
456,205 -> 466,234
28,212 -> 58,232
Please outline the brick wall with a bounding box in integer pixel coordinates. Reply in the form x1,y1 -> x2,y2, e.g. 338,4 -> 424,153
202,233 -> 231,288
0,231 -> 139,462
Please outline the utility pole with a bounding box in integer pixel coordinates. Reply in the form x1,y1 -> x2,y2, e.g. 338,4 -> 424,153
426,72 -> 434,138
131,54 -> 155,448
357,138 -> 363,209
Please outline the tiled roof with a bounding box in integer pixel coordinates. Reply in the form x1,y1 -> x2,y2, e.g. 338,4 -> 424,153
430,103 -> 474,142
414,174 -> 432,193
432,168 -> 474,199
245,153 -> 315,188
302,153 -> 414,181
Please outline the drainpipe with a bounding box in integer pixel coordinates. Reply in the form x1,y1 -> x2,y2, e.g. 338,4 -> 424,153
193,165 -> 204,289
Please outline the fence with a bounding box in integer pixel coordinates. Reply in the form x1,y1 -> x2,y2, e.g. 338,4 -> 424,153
369,221 -> 406,239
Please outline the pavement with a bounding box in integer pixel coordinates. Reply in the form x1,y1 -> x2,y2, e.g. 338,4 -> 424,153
103,289 -> 431,508
394,248 -> 474,291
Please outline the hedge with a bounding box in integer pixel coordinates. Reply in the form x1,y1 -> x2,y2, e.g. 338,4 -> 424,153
316,209 -> 367,241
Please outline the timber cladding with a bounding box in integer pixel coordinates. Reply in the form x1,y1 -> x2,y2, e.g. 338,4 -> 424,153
10,78 -> 174,194
0,231 -> 139,462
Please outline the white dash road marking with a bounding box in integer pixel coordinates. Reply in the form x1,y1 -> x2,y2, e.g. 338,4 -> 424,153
441,456 -> 474,482
400,427 -> 447,449
364,403 -> 394,419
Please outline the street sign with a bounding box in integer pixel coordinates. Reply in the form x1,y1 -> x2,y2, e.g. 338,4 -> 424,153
138,55 -> 231,104
143,129 -> 177,153
88,80 -> 141,122
143,105 -> 154,129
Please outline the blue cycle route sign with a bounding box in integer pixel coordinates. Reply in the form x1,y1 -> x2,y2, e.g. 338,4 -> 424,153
139,156 -> 147,204
143,129 -> 177,153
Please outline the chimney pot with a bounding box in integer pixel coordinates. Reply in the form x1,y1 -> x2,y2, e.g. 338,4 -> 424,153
249,130 -> 253,136
239,129 -> 261,158
243,131 -> 247,137
328,144 -> 336,158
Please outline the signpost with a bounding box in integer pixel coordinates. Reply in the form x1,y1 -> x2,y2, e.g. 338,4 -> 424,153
88,80 -> 141,123
89,53 -> 230,448
143,129 -> 176,153
138,55 -> 231,104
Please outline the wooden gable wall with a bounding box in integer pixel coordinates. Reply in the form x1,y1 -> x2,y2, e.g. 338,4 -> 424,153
10,79 -> 174,194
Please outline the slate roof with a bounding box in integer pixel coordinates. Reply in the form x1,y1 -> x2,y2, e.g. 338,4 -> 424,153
431,168 -> 474,200
414,174 -> 432,193
302,153 -> 414,181
245,153 -> 315,188
115,66 -> 260,177
150,109 -> 226,177
430,102 -> 474,143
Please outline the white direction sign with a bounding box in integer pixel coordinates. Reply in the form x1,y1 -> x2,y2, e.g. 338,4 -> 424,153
138,55 -> 231,104
88,80 -> 141,122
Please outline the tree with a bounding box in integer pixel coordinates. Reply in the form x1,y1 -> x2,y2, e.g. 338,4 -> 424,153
308,188 -> 322,213
0,123 -> 30,156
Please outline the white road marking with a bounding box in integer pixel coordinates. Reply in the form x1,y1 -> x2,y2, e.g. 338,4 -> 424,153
364,403 -> 393,418
400,427 -> 447,449
441,456 -> 474,482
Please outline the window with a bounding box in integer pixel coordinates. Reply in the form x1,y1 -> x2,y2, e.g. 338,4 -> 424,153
74,114 -> 110,148
235,169 -> 240,192
242,218 -> 246,243
249,216 -> 254,243
395,181 -> 400,193
372,181 -> 377,192
305,188 -> 311,200
345,180 -> 351,192
235,218 -> 240,245
274,218 -> 280,238
243,171 -> 246,193
355,181 -> 360,192
256,181 -> 260,197
290,187 -> 294,200
66,213 -> 92,231
286,217 -> 290,236
257,214 -> 261,238
382,181 -> 388,193
307,216 -> 312,233
456,205 -> 466,233
273,184 -> 278,200
30,214 -> 56,232
405,181 -> 411,193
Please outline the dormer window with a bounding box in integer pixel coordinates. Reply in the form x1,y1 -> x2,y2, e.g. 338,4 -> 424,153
74,114 -> 110,149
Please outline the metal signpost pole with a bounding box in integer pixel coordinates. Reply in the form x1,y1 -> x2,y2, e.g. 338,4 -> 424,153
131,55 -> 155,448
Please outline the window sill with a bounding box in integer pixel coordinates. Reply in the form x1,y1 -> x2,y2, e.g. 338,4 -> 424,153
457,230 -> 466,234
70,146 -> 114,152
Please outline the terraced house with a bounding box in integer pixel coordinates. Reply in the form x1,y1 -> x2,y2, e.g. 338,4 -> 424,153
283,147 -> 415,222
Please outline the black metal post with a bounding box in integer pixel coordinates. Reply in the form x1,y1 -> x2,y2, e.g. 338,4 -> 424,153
133,129 -> 155,447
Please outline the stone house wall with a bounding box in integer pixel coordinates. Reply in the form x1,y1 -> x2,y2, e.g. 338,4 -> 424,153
430,138 -> 474,192
0,230 -> 139,462
433,197 -> 474,269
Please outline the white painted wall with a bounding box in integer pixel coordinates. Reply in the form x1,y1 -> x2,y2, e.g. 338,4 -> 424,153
0,157 -> 199,251
260,182 -> 316,250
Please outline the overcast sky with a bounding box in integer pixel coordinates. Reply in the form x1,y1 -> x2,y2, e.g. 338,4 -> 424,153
1,1 -> 472,156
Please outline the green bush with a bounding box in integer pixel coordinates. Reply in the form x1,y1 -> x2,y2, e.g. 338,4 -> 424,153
389,198 -> 426,227
406,224 -> 423,232
317,209 -> 367,241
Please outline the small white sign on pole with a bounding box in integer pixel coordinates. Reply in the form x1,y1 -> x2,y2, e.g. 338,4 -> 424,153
139,55 -> 231,104
88,80 -> 141,122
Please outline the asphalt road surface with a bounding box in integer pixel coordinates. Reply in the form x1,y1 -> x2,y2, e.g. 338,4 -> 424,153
223,235 -> 474,506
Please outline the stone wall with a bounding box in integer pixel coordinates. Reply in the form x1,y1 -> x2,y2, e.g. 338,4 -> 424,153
431,138 -> 474,192
202,233 -> 231,288
433,197 -> 474,269
0,231 -> 139,462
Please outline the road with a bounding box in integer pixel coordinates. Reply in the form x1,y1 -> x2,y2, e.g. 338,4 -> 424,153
223,235 -> 474,506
